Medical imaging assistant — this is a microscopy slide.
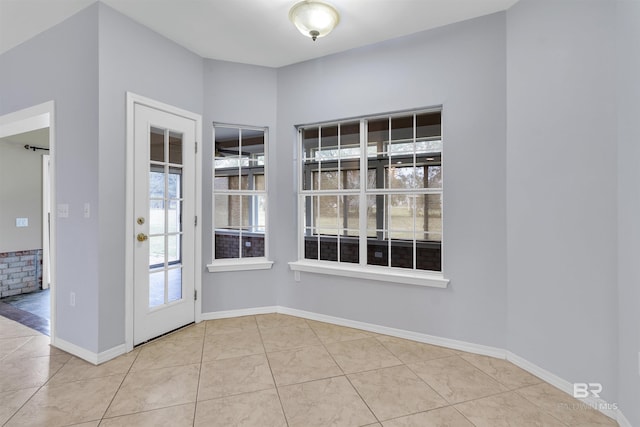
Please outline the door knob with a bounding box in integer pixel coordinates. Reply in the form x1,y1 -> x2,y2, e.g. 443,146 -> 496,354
137,233 -> 148,242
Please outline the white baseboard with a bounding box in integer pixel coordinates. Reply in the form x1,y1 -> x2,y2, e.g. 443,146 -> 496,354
506,351 -> 620,422
200,306 -> 278,320
202,305 -> 628,424
277,307 -> 506,359
52,338 -> 126,365
96,344 -> 127,364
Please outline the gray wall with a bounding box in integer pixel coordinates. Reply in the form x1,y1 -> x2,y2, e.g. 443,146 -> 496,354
201,59 -> 279,312
274,13 -> 508,347
616,1 -> 640,425
0,4 -> 100,351
97,3 -> 204,352
0,139 -> 44,253
506,0 -> 618,404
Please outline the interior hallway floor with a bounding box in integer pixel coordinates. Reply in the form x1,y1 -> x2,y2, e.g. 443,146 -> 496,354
0,289 -> 49,336
0,313 -> 618,426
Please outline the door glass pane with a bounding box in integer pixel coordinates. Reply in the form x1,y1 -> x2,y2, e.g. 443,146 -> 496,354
149,236 -> 164,266
149,270 -> 165,308
149,170 -> 164,198
168,200 -> 181,233
150,127 -> 165,162
168,131 -> 183,164
167,268 -> 182,302
167,234 -> 180,264
149,200 -> 164,234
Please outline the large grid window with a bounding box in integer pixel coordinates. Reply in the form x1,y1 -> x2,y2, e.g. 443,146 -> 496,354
298,109 -> 442,273
212,124 -> 268,262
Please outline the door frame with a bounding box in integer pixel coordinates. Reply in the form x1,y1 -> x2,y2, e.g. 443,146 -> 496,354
125,92 -> 202,352
0,101 -> 56,342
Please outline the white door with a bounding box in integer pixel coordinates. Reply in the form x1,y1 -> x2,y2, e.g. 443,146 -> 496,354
133,104 -> 196,345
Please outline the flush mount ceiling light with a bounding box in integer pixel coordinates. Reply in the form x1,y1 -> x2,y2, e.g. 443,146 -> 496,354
289,0 -> 340,41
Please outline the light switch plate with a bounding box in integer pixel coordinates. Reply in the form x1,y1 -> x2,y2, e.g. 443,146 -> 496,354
57,204 -> 69,218
16,218 -> 28,227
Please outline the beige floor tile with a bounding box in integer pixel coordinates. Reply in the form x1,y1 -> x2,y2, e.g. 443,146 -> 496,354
0,336 -> 32,359
459,353 -> 542,390
0,318 -> 40,339
376,335 -> 457,364
267,345 -> 343,386
131,336 -> 203,371
99,403 -> 195,427
194,389 -> 286,427
4,335 -> 68,360
163,322 -> 206,341
260,324 -> 322,352
382,406 -> 474,427
205,316 -> 258,335
256,313 -> 309,329
198,354 -> 274,400
0,354 -> 69,392
348,365 -> 447,421
278,376 -> 376,427
48,351 -> 139,386
202,329 -> 264,361
408,356 -> 507,404
105,364 -> 200,417
306,320 -> 374,344
5,375 -> 123,427
455,391 -> 567,427
326,338 -> 402,374
69,421 -> 100,426
0,387 -> 38,425
516,383 -> 618,426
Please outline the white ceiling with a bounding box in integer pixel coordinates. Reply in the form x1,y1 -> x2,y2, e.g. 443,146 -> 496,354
0,0 -> 518,68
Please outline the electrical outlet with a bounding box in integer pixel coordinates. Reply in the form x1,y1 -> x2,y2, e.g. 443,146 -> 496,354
70,292 -> 75,307
83,203 -> 90,218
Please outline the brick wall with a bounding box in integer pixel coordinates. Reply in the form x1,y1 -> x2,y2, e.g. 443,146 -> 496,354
215,232 -> 265,259
305,237 -> 441,271
0,249 -> 42,298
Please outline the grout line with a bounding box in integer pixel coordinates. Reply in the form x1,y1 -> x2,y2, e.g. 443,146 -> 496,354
99,345 -> 143,423
305,318 -> 381,425
255,315 -> 291,427
191,322 -> 207,426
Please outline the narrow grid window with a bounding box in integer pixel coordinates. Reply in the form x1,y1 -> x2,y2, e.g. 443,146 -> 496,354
213,124 -> 267,261
299,110 -> 442,272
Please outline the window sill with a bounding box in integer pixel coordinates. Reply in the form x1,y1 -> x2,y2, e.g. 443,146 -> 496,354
288,260 -> 449,288
207,258 -> 274,273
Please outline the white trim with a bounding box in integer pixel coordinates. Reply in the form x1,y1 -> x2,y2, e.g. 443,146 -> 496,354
52,338 -> 126,365
96,344 -> 127,364
125,92 -> 203,351
207,258 -> 274,273
507,351 -> 621,421
200,306 -> 279,320
0,101 -> 56,346
278,306 -> 504,357
199,305 -> 625,423
288,260 -> 449,288
617,411 -> 633,427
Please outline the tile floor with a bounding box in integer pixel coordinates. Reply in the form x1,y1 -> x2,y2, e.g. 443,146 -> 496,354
0,313 -> 619,427
0,289 -> 49,336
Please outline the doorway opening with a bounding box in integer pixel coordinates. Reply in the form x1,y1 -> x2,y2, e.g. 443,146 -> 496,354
0,102 -> 56,339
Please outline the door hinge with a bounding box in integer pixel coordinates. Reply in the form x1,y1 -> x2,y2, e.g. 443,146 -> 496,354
194,289 -> 198,301
194,216 -> 198,226
195,141 -> 198,153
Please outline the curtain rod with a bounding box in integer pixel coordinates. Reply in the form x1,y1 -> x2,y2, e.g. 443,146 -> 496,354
24,144 -> 49,152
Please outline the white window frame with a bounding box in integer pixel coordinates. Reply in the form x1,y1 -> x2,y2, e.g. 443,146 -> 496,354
207,123 -> 273,273
289,109 -> 448,288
